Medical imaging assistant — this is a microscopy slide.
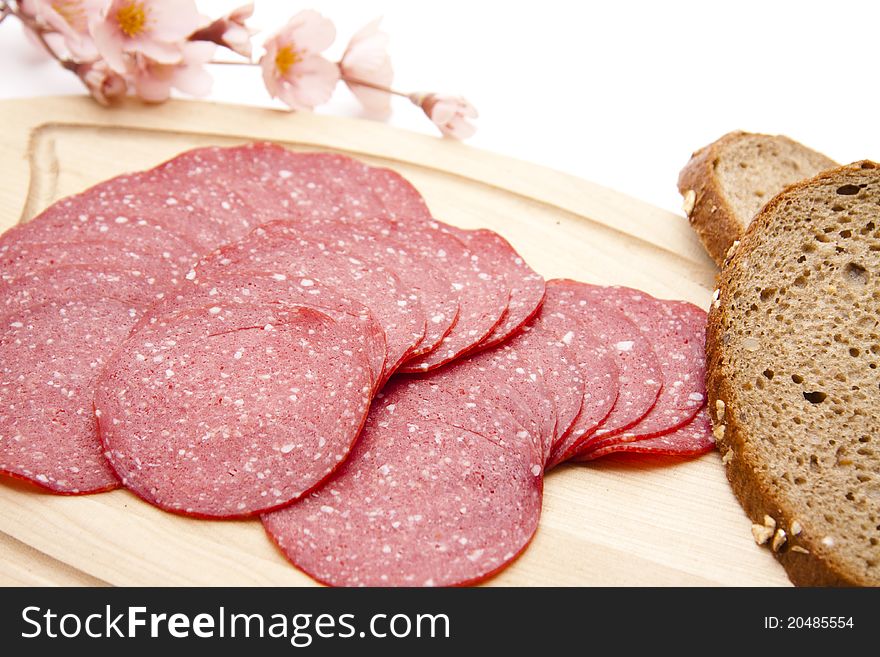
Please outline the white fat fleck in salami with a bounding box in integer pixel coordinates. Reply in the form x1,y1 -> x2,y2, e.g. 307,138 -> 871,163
576,407 -> 715,460
544,280 -> 663,456
262,377 -> 542,587
193,221 -> 426,382
95,303 -> 372,518
0,298 -> 142,493
570,285 -> 706,457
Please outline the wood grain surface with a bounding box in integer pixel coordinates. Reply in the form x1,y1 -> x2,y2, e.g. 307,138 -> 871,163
0,97 -> 790,586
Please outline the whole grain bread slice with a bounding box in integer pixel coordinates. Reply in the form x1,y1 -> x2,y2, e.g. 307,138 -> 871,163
679,132 -> 837,266
707,161 -> 880,586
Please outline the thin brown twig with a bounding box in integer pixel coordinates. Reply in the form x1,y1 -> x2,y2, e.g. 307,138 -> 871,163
209,59 -> 256,66
7,4 -> 80,74
208,60 -> 412,100
340,75 -> 410,99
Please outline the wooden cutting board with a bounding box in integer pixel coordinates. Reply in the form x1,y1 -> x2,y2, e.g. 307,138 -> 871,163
0,96 -> 790,586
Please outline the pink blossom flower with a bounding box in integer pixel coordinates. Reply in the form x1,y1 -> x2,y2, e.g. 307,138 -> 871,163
128,41 -> 215,103
189,3 -> 256,59
340,18 -> 393,118
90,0 -> 201,73
74,59 -> 128,105
411,93 -> 478,139
21,0 -> 104,59
260,10 -> 340,111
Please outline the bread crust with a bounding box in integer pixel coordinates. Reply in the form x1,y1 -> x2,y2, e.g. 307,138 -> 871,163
706,161 -> 879,587
678,132 -> 754,267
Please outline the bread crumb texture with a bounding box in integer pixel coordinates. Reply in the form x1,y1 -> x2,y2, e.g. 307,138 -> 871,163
709,161 -> 880,586
715,134 -> 836,231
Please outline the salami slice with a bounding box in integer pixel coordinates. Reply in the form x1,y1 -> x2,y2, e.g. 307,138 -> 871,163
279,216 -> 459,359
396,223 -> 509,371
538,282 -> 620,468
525,310 -> 587,454
487,324 -> 559,461
574,286 -> 707,445
194,221 -> 426,381
6,204 -> 199,266
139,270 -> 387,390
338,168 -> 511,371
169,144 -> 351,226
262,377 -> 542,587
0,298 -> 142,493
445,228 -> 546,350
437,345 -> 551,458
576,407 -> 715,460
1,239 -> 187,283
426,361 -> 545,463
63,170 -> 258,250
544,280 -> 663,454
96,303 -> 373,518
2,265 -> 164,314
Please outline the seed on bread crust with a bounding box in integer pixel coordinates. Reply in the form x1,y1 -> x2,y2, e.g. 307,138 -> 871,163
752,523 -> 774,545
682,189 -> 696,216
772,528 -> 787,552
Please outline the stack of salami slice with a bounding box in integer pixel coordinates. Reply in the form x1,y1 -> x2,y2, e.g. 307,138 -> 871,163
0,143 -> 713,586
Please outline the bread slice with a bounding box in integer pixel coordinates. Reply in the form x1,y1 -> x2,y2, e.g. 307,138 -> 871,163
679,132 -> 837,266
707,161 -> 880,586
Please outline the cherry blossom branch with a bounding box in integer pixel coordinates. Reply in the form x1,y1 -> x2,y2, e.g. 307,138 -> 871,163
4,3 -> 477,138
341,75 -> 410,99
6,2 -> 74,69
209,59 -> 255,66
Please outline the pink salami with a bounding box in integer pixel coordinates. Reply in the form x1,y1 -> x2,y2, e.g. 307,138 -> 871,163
262,377 -> 542,586
194,221 -> 426,380
539,281 -> 620,468
545,280 -> 663,453
140,270 -> 387,390
1,239 -> 187,283
576,407 -> 715,460
2,266 -> 164,314
96,304 -> 373,518
5,203 -> 199,265
396,222 -> 509,371
341,167 -> 512,370
0,298 -> 141,493
446,228 -> 546,350
277,215 -> 459,359
572,286 -> 707,449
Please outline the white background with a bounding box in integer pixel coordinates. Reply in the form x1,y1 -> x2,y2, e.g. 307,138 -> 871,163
1,0 -> 878,214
